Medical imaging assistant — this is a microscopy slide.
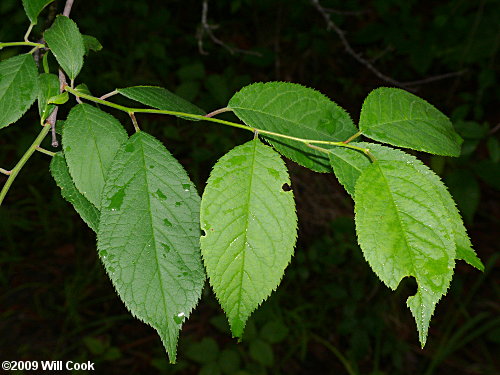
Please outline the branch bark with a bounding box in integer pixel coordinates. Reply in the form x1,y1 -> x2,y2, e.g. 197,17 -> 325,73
310,0 -> 465,90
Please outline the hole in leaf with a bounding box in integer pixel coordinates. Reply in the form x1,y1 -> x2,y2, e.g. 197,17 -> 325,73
201,229 -> 207,237
395,276 -> 418,299
282,183 -> 291,191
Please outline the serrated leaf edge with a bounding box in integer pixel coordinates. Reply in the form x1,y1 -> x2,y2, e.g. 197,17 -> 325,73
200,139 -> 298,338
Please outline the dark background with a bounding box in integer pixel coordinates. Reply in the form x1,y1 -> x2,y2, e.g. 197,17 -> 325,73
0,0 -> 499,374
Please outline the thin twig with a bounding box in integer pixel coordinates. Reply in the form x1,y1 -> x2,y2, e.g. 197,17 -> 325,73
48,68 -> 69,148
311,0 -> 465,90
58,70 -> 67,92
489,123 -> 500,135
322,7 -> 368,16
48,107 -> 59,147
197,0 -> 260,56
63,0 -> 74,17
401,70 -> 467,86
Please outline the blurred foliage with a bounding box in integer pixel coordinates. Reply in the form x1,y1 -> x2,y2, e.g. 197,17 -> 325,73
0,0 -> 498,374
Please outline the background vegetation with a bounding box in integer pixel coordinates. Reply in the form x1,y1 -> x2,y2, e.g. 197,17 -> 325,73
0,0 -> 498,373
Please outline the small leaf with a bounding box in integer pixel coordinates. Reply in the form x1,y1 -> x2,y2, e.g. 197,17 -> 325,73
185,338 -> 219,363
218,349 -> 240,374
97,132 -> 205,363
260,321 -> 289,343
201,139 -> 297,338
50,152 -> 99,232
330,143 -> 483,271
44,16 -> 85,80
249,339 -> 274,367
82,35 -> 103,55
22,0 -> 54,24
117,86 -> 206,120
228,82 -> 357,172
354,159 -> 456,346
0,54 -> 38,129
75,83 -> 92,96
359,87 -> 462,156
62,104 -> 128,209
38,73 -> 60,123
199,363 -> 221,375
42,50 -> 50,74
487,137 -> 500,163
47,91 -> 69,105
444,170 -> 480,225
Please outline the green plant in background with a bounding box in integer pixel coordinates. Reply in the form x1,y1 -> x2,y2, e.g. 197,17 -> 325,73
0,0 -> 485,365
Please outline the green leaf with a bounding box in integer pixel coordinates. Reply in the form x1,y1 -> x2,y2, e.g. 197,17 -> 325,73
487,137 -> 500,163
42,50 -> 50,74
62,104 -> 128,209
445,170 -> 480,225
228,82 -> 357,172
260,321 -> 289,343
249,339 -> 274,367
47,91 -> 68,105
97,132 -> 205,363
22,0 -> 54,24
117,86 -> 206,120
44,16 -> 85,80
37,73 -> 59,123
200,363 -> 222,375
50,152 -> 99,232
200,139 -> 297,338
330,143 -> 483,271
359,87 -> 462,156
354,159 -> 456,346
75,83 -> 92,96
82,35 -> 103,55
328,147 -> 369,197
218,349 -> 241,374
0,54 -> 38,129
185,338 -> 219,363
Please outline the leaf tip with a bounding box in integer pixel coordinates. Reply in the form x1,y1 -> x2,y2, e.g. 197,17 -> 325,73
230,317 -> 246,339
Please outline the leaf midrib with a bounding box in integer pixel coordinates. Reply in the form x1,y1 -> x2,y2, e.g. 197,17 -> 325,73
235,139 -> 258,324
375,162 -> 418,280
81,108 -> 107,204
138,136 -> 173,346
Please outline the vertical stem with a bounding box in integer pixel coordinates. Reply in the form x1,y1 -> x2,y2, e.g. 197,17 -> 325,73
63,0 -> 75,17
0,124 -> 52,206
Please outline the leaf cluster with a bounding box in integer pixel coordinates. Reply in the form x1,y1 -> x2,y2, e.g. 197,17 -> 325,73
0,0 -> 486,364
